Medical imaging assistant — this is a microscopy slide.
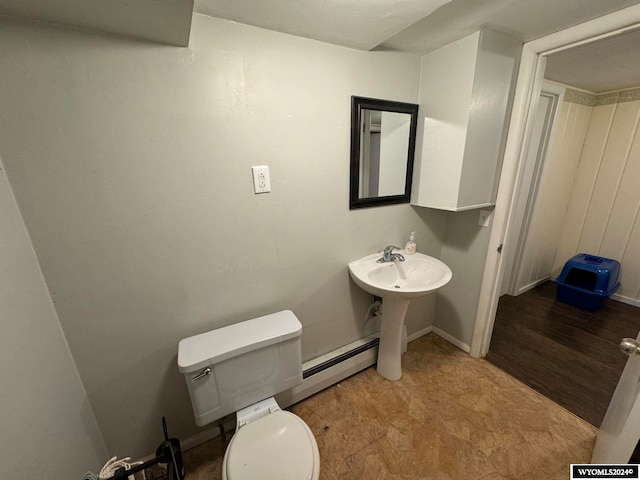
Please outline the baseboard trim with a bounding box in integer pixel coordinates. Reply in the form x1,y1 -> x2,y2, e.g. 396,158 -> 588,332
515,276 -> 551,296
611,293 -> 640,308
408,325 -> 433,342
432,326 -> 471,353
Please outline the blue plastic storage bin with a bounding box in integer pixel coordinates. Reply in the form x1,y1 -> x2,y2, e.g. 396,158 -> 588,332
555,253 -> 620,311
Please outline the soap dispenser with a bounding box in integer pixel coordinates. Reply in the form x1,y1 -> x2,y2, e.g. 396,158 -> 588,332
405,231 -> 416,255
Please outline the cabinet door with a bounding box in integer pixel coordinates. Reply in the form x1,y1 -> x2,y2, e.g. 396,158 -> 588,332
413,30 -> 520,211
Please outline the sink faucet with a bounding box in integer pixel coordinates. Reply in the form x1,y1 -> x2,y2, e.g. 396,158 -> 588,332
378,245 -> 405,263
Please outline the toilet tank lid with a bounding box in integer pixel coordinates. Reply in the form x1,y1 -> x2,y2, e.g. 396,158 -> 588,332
177,310 -> 302,373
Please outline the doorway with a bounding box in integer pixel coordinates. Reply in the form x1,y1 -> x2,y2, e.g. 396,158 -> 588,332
502,34 -> 640,306
467,5 -> 640,462
471,5 -> 640,357
500,81 -> 565,297
486,25 -> 640,427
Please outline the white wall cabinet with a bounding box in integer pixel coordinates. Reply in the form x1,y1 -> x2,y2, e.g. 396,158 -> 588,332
412,30 -> 520,211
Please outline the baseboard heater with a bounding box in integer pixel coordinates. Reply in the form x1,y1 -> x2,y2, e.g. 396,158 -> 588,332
302,337 -> 379,379
276,334 -> 381,409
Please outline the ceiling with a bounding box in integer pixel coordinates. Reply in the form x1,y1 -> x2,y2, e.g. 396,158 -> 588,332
380,0 -> 640,53
1,0 -> 640,92
194,0 -> 451,51
545,28 -> 640,93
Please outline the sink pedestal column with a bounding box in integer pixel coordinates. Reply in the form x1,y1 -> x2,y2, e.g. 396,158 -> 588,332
376,297 -> 411,381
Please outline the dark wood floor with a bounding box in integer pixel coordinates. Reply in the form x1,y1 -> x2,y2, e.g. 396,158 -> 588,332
486,281 -> 640,427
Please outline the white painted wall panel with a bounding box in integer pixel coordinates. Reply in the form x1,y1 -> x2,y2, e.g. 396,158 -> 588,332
579,102 -> 640,255
552,103 -> 616,272
600,129 -> 640,259
554,99 -> 640,304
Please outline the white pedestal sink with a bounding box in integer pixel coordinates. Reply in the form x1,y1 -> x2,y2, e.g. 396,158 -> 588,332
348,251 -> 452,380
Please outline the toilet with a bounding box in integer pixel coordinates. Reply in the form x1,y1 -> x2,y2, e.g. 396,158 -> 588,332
177,310 -> 320,480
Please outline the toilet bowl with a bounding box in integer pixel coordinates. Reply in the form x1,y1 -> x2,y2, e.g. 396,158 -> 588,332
178,310 -> 320,480
222,398 -> 319,480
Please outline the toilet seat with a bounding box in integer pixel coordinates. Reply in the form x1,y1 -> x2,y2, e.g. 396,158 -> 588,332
223,410 -> 320,480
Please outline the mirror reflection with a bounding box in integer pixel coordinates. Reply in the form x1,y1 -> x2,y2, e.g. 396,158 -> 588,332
350,96 -> 418,209
358,110 -> 412,198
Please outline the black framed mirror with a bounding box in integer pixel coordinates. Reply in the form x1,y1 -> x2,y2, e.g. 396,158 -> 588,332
349,96 -> 419,209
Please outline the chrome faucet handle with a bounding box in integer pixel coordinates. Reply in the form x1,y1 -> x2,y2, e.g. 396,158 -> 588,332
383,245 -> 401,254
378,245 -> 404,263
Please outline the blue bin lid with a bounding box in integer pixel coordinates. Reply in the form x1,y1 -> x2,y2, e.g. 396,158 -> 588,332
556,253 -> 621,294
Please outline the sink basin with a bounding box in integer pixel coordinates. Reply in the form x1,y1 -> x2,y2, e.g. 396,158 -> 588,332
348,252 -> 452,300
348,251 -> 452,381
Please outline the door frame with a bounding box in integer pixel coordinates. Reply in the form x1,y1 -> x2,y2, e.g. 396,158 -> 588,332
501,81 -> 565,297
470,4 -> 640,358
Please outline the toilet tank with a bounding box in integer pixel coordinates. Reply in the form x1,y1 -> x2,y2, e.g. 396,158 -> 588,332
178,310 -> 303,427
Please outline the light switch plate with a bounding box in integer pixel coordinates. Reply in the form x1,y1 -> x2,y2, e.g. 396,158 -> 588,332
478,209 -> 492,227
252,165 -> 271,194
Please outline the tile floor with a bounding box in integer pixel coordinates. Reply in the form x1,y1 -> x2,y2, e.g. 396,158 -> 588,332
183,333 -> 595,479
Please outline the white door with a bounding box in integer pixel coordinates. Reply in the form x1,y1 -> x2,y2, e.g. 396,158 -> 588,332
592,332 -> 640,463
501,82 -> 563,296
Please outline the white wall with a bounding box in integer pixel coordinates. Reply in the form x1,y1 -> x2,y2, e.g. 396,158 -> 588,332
0,156 -> 107,479
553,91 -> 640,305
433,210 -> 493,349
0,14 -> 447,457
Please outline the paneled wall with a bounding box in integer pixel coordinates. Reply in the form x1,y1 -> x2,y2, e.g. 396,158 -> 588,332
552,89 -> 640,305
